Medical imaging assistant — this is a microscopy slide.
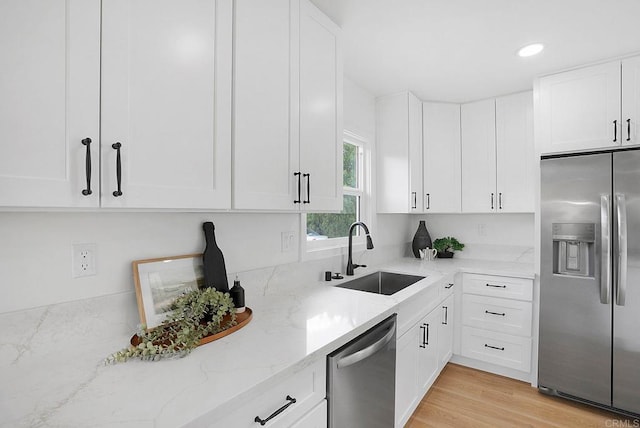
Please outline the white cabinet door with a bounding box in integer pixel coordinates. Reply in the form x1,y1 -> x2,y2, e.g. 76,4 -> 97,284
438,294 -> 454,370
537,61 -> 621,154
101,0 -> 231,209
461,98 -> 496,212
496,91 -> 534,213
622,56 -> 640,146
233,0 -> 298,210
423,102 -> 461,213
395,328 -> 419,428
409,93 -> 424,213
376,92 -> 422,213
299,0 -> 342,212
0,0 -> 100,207
417,308 -> 440,393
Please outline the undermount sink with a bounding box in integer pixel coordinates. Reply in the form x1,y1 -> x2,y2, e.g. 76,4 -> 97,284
336,271 -> 426,295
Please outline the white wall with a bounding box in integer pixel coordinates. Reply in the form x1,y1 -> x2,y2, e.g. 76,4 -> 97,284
0,77 -> 414,314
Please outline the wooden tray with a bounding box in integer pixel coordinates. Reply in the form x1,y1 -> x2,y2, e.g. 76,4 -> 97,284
131,307 -> 253,347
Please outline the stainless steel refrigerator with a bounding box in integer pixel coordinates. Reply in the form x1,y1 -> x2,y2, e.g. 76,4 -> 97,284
539,149 -> 640,416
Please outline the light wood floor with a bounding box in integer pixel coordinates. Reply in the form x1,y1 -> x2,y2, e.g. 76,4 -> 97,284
407,363 -> 637,428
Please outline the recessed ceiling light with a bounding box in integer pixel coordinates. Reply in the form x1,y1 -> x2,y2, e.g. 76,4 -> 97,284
518,43 -> 544,57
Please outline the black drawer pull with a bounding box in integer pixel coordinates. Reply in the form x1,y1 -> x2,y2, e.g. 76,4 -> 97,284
627,118 -> 631,142
442,306 -> 448,325
411,191 -> 417,209
293,172 -> 301,204
303,173 -> 310,204
419,324 -> 426,348
485,310 -> 506,316
491,192 -> 494,210
486,283 -> 506,288
254,395 -> 296,426
485,344 -> 505,351
613,119 -> 618,142
426,193 -> 430,210
112,142 -> 123,197
445,283 -> 454,289
81,137 -> 92,196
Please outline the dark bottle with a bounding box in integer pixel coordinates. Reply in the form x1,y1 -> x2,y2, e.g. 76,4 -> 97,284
202,222 -> 229,293
230,276 -> 246,313
411,220 -> 433,258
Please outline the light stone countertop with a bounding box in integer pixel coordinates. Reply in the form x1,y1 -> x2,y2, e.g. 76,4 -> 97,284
0,257 -> 533,428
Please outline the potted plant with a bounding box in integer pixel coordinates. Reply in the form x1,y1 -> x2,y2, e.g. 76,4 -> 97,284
106,288 -> 236,364
433,236 -> 464,259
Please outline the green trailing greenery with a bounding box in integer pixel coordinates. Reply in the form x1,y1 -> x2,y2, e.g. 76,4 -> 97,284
433,236 -> 465,253
106,288 -> 236,364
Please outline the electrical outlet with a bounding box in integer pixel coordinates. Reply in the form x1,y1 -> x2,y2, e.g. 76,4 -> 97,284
281,231 -> 295,252
72,243 -> 97,278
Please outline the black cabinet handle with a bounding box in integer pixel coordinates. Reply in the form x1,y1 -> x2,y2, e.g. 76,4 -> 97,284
490,193 -> 494,210
627,118 -> 631,142
425,323 -> 430,345
485,344 -> 505,351
254,395 -> 296,426
411,191 -> 417,209
426,193 -> 430,210
445,283 -> 454,289
293,172 -> 301,204
81,138 -> 92,196
112,142 -> 123,197
614,120 -> 618,142
442,306 -> 448,325
485,310 -> 506,316
498,192 -> 503,210
419,324 -> 426,348
303,173 -> 310,204
486,283 -> 506,288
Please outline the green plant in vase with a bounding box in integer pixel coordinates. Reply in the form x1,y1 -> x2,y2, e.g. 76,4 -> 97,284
106,288 -> 236,364
433,236 -> 464,258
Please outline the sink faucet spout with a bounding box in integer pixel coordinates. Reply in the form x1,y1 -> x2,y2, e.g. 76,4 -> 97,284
346,222 -> 374,276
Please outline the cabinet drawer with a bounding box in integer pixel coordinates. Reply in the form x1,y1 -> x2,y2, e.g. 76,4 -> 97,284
291,400 -> 327,428
461,326 -> 532,372
463,273 -> 533,301
462,294 -> 532,336
213,359 -> 325,428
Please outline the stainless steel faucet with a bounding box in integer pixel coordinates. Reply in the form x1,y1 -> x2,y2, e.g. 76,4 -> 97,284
346,222 -> 374,276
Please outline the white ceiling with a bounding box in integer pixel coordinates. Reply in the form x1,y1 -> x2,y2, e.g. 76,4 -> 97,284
310,0 -> 640,103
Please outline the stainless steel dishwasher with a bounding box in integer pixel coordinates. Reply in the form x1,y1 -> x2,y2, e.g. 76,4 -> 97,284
327,314 -> 396,428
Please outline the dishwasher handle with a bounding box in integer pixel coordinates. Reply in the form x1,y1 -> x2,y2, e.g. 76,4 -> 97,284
336,324 -> 395,369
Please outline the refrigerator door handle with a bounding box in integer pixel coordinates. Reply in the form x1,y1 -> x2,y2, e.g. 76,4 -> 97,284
600,194 -> 612,304
616,193 -> 628,306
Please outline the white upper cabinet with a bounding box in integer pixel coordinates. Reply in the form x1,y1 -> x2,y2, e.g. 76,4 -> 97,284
376,92 -> 422,213
233,0 -> 342,211
299,0 -> 342,211
233,0 -> 297,210
536,61 -> 621,154
0,0 -> 100,207
101,0 -> 232,209
461,92 -> 534,213
423,102 -> 461,213
496,91 -> 534,213
622,56 -> 640,146
461,98 -> 497,213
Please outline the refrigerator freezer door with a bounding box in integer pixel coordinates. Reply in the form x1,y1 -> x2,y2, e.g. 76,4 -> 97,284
539,153 -> 612,406
612,151 -> 640,414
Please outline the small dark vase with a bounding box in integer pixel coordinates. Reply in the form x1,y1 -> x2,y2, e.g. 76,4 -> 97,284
437,250 -> 454,259
411,220 -> 433,258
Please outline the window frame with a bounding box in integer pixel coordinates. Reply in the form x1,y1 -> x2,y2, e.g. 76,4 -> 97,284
303,130 -> 371,257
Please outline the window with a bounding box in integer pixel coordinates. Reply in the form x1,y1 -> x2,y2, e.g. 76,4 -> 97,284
306,131 -> 369,249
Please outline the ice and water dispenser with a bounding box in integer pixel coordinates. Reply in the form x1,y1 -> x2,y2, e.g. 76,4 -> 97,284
552,223 -> 596,278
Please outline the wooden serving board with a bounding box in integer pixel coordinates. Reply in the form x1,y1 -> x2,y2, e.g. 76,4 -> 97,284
130,308 -> 253,347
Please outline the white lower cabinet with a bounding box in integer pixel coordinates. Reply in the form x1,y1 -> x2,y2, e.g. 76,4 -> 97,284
395,281 -> 455,428
212,359 -> 325,428
291,400 -> 327,428
459,273 -> 533,376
